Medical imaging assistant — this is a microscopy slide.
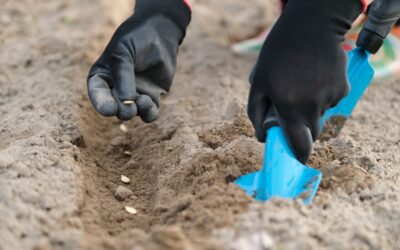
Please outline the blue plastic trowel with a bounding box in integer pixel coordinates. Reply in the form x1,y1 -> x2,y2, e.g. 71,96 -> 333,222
235,48 -> 374,205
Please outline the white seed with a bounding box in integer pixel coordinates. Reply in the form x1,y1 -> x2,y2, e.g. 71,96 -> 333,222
123,100 -> 134,105
125,206 -> 137,214
121,175 -> 130,184
119,124 -> 128,133
124,151 -> 132,156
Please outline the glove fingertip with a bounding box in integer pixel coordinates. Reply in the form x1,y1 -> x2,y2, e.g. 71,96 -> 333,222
88,75 -> 119,117
137,95 -> 160,123
117,104 -> 138,121
110,88 -> 138,121
141,108 -> 159,123
95,98 -> 119,117
282,123 -> 313,164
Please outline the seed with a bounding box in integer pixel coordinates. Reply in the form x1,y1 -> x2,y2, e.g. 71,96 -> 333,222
125,206 -> 137,214
119,124 -> 128,133
121,175 -> 130,184
124,151 -> 132,156
123,100 -> 134,105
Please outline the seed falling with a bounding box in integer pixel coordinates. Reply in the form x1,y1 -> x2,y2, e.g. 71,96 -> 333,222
123,100 -> 134,105
125,206 -> 137,215
121,175 -> 130,184
119,124 -> 128,133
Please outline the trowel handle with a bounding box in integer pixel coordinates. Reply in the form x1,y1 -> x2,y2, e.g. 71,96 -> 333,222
263,107 -> 280,131
357,0 -> 400,53
262,107 -> 298,159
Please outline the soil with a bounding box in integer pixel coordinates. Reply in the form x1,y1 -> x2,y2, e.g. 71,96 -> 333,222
1,0 -> 399,250
319,116 -> 347,141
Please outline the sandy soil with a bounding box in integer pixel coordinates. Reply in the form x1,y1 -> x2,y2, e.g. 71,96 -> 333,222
0,0 -> 399,249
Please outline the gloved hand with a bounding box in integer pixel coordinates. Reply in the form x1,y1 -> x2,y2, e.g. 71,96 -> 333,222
87,0 -> 191,122
357,0 -> 400,53
248,0 -> 363,163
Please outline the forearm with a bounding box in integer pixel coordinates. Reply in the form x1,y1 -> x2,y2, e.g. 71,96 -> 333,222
182,0 -> 191,10
360,0 -> 370,12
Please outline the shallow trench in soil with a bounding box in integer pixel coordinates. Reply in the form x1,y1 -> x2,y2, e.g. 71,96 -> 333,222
74,1 -> 270,248
1,0 -> 400,249
77,0 -> 400,248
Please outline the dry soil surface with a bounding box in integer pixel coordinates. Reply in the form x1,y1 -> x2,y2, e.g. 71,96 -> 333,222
1,0 -> 399,250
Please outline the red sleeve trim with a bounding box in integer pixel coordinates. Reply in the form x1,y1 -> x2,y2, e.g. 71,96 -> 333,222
182,0 -> 191,11
360,0 -> 368,13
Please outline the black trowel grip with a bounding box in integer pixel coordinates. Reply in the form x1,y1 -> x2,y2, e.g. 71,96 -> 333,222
263,107 -> 280,131
357,0 -> 400,53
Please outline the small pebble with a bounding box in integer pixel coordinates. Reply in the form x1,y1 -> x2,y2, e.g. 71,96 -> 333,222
33,238 -> 51,250
230,232 -> 274,250
119,124 -> 128,133
60,135 -> 72,143
114,185 -> 134,201
0,151 -> 15,169
13,162 -> 29,177
125,206 -> 137,215
110,136 -> 125,146
47,155 -> 60,165
121,175 -> 130,184
60,142 -> 73,149
126,159 -> 138,169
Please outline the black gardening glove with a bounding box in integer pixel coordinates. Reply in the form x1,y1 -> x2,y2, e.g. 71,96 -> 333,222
88,0 -> 191,121
248,0 -> 363,163
357,0 -> 400,53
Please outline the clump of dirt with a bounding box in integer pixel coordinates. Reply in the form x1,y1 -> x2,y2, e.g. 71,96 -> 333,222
310,141 -> 374,194
319,116 -> 347,141
309,143 -> 338,169
199,112 -> 254,149
319,163 -> 374,194
79,108 -> 260,248
1,0 -> 400,249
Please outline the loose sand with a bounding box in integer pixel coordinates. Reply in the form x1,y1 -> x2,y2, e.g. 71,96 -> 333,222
0,0 -> 399,249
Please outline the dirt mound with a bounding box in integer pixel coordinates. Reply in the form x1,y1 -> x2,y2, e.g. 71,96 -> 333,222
1,0 -> 400,249
199,114 -> 255,149
78,108 -> 261,249
310,141 -> 374,195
